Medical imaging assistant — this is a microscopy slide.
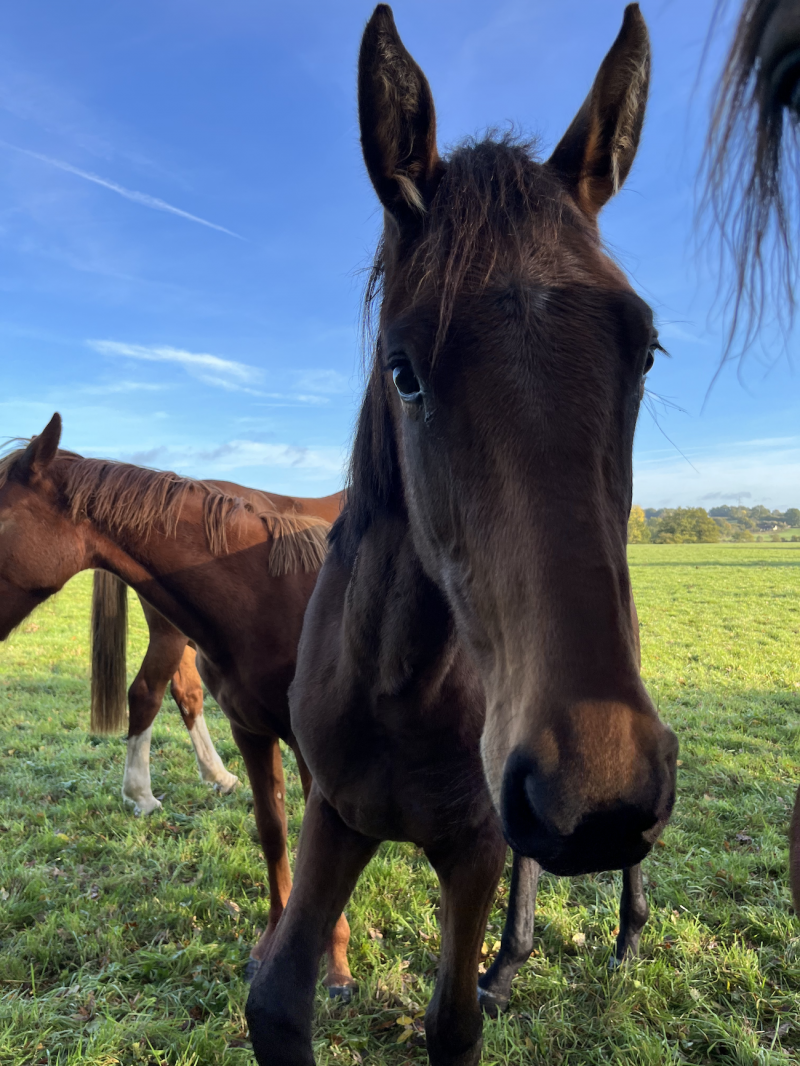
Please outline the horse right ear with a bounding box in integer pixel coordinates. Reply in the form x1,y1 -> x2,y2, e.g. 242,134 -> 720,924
358,4 -> 443,226
15,412 -> 62,482
547,4 -> 650,217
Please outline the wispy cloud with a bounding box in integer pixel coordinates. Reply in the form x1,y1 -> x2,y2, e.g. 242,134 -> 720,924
633,435 -> 800,510
293,369 -> 351,394
0,140 -> 244,240
88,340 -> 338,403
88,339 -> 263,392
79,380 -> 169,395
123,439 -> 346,478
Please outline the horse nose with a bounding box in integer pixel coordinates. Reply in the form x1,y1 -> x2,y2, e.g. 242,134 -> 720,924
500,740 -> 676,877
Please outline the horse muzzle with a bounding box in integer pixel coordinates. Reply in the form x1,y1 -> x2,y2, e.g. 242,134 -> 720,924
499,735 -> 677,877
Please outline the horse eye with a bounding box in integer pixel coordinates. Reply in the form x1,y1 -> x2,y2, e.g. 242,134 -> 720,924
392,363 -> 423,403
643,349 -> 655,376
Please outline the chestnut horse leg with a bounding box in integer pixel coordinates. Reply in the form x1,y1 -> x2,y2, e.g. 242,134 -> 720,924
123,624 -> 189,815
230,727 -> 293,981
246,784 -> 379,1066
424,820 -> 507,1066
170,646 -> 239,794
478,852 -> 540,1016
241,740 -> 357,998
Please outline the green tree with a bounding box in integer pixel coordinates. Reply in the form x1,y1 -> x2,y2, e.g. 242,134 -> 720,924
627,505 -> 651,543
733,528 -> 754,542
652,507 -> 720,544
785,507 -> 800,527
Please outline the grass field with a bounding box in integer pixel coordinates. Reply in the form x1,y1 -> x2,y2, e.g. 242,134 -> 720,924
1,546 -> 799,1065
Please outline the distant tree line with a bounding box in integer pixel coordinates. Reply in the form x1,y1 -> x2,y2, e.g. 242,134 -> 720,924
627,504 -> 800,544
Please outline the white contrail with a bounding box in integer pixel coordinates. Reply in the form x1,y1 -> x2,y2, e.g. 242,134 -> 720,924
1,140 -> 245,240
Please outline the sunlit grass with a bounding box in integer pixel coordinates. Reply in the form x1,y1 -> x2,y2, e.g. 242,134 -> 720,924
0,549 -> 798,1064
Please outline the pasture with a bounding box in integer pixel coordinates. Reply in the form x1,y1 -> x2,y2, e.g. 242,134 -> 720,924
0,546 -> 798,1065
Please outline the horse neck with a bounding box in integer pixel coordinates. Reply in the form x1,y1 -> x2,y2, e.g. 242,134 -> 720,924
81,498 -> 243,647
343,508 -> 461,698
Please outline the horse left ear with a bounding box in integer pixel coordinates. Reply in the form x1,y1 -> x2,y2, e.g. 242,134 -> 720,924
15,412 -> 62,482
358,4 -> 443,226
548,4 -> 650,216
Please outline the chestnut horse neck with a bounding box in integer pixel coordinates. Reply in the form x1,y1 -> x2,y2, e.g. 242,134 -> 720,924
0,446 -> 336,578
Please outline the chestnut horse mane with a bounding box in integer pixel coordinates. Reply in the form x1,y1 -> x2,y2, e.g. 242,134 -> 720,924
333,133 -> 577,564
0,444 -> 329,577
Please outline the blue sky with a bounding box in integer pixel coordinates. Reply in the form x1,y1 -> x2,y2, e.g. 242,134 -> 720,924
1,0 -> 797,507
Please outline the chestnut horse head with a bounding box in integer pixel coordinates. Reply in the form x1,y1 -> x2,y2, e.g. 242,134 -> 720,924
338,3 -> 677,876
0,414 -> 84,637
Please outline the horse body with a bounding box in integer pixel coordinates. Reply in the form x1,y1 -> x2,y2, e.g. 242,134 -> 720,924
246,6 -> 677,1064
0,424 -> 354,991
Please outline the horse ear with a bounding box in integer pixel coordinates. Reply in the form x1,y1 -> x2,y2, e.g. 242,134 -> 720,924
358,4 -> 443,225
15,412 -> 62,481
548,4 -> 650,216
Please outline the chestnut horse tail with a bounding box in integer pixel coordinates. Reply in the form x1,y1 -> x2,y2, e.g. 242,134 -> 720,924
791,784 -> 800,915
90,570 -> 129,734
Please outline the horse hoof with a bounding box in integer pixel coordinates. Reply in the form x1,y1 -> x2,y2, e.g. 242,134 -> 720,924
214,774 -> 240,795
327,984 -> 354,1003
245,956 -> 262,983
126,796 -> 162,817
477,985 -> 507,1017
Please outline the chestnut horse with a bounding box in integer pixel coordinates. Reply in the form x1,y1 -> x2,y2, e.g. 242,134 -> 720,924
246,6 -> 677,1064
91,571 -> 238,816
87,471 -> 335,816
706,0 -> 800,913
0,416 -> 356,994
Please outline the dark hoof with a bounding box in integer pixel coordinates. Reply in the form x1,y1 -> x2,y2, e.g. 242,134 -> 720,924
326,984 -> 354,1003
245,955 -> 262,983
477,985 -> 508,1017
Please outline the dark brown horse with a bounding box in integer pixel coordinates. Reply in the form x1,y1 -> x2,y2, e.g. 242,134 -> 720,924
706,0 -> 800,912
0,416 -> 356,993
91,571 -> 238,816
246,6 -> 677,1064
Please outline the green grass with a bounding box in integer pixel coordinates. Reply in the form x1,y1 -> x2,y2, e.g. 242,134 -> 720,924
1,549 -> 798,1065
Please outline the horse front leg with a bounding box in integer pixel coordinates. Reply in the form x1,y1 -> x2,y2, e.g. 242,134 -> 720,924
424,817 -> 506,1066
230,727 -> 294,980
171,645 -> 238,793
293,747 -> 356,1000
246,784 -> 378,1066
478,851 -> 540,1015
612,864 -> 649,965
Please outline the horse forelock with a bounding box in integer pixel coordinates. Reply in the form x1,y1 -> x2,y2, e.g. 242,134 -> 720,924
365,134 -> 587,358
0,445 -> 330,573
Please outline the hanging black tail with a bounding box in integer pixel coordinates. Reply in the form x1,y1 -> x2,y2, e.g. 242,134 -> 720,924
90,570 -> 128,734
